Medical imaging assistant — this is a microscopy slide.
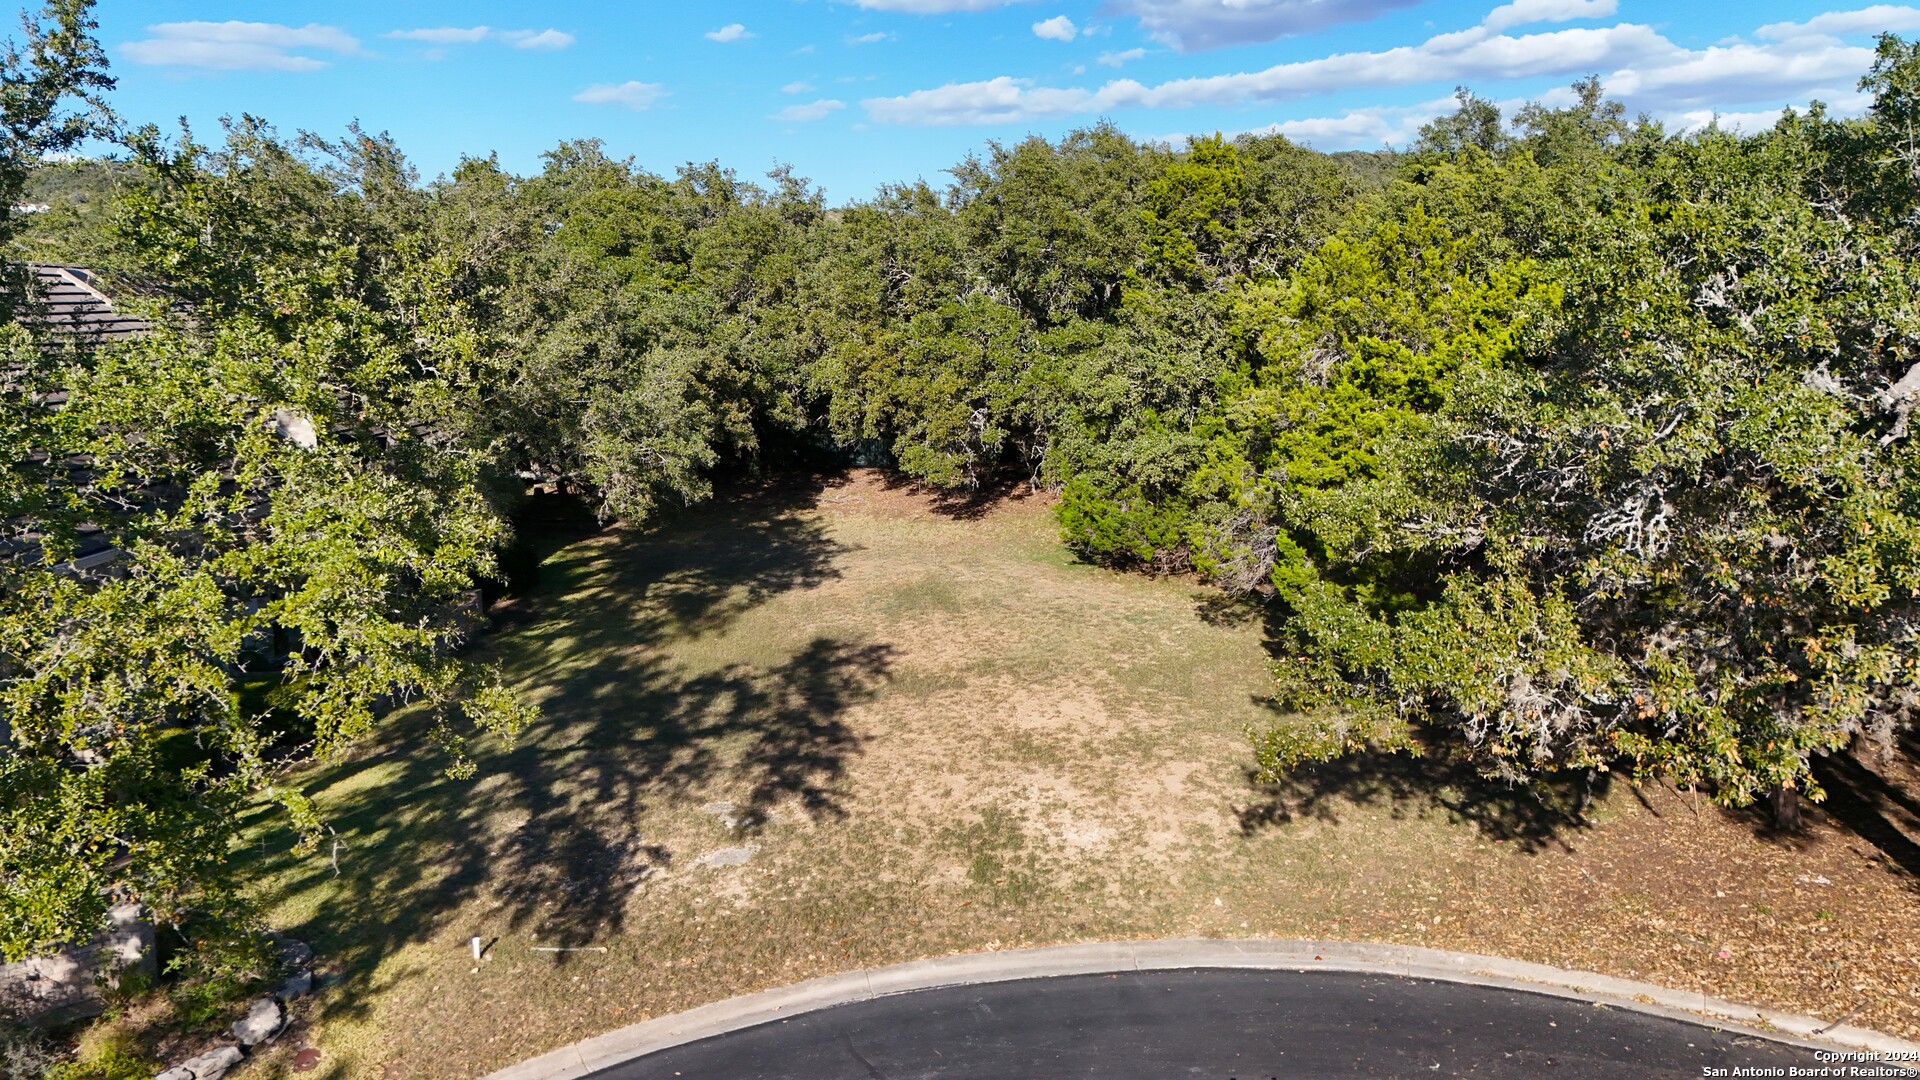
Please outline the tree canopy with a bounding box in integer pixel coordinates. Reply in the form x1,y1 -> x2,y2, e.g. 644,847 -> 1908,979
7,0 -> 1920,964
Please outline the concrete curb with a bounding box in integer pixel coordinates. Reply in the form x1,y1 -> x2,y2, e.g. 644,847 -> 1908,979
482,939 -> 1920,1080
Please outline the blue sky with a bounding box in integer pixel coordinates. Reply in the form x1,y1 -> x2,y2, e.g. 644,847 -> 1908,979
87,0 -> 1900,203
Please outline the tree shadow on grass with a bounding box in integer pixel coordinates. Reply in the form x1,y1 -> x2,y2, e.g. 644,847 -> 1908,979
1197,592 -> 1303,682
1233,733 -> 1606,854
239,479 -> 894,1020
1192,592 -> 1267,630
1222,592 -> 1601,851
872,467 -> 1042,521
1736,732 -> 1920,882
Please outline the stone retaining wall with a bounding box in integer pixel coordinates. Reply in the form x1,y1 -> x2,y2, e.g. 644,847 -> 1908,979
0,903 -> 154,1027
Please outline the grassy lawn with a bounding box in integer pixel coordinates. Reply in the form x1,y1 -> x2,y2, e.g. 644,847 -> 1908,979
233,470 -> 1920,1079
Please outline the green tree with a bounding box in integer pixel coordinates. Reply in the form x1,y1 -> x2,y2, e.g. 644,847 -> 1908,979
2,115 -> 530,959
0,0 -> 110,316
1141,134 -> 1247,285
1413,88 -> 1508,158
1253,69 -> 1920,829
951,123 -> 1158,324
442,143 -> 753,522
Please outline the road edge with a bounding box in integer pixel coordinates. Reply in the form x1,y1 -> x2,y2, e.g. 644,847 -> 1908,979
482,938 -> 1920,1080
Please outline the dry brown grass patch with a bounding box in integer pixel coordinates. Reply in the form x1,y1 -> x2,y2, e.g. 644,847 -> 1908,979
227,469 -> 1920,1079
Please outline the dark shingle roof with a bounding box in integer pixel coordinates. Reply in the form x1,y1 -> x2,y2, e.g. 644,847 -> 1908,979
24,264 -> 153,345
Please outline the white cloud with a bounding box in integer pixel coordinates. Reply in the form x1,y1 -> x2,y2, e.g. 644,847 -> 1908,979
1099,47 -> 1148,66
1034,15 -> 1078,41
1145,94 -> 1460,149
864,76 -> 1092,124
505,29 -> 575,50
706,23 -> 755,43
774,98 -> 847,121
1757,5 -> 1920,40
1105,0 -> 1423,52
387,26 -> 491,44
123,21 -> 358,71
866,24 -> 1671,123
573,81 -> 668,110
848,31 -> 896,44
805,0 -> 1628,53
1259,96 -> 1459,145
864,16 -> 1881,125
1139,81 -> 1873,156
1139,84 -> 1868,155
1604,38 -> 1872,107
387,26 -> 573,50
783,79 -> 817,94
1671,93 -> 1871,132
1673,106 -> 1788,132
1483,0 -> 1616,32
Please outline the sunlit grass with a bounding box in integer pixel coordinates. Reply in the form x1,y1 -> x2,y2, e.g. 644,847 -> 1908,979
230,471 -> 1920,1079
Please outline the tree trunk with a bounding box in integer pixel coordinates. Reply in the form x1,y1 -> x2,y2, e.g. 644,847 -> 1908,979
1575,767 -> 1598,821
1768,784 -> 1802,832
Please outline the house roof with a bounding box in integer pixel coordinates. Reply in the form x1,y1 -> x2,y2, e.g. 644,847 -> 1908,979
24,264 -> 154,345
5,266 -> 157,578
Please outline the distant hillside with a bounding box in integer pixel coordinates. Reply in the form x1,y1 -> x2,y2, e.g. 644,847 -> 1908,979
1328,148 -> 1399,189
9,158 -> 145,273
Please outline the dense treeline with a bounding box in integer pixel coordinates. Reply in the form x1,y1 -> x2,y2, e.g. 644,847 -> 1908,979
7,0 -> 1920,966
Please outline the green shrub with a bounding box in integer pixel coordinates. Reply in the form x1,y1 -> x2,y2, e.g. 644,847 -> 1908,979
41,1033 -> 154,1080
0,1023 -> 64,1080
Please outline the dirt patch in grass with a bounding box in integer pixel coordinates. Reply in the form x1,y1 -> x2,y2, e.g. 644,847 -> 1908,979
238,469 -> 1920,1079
